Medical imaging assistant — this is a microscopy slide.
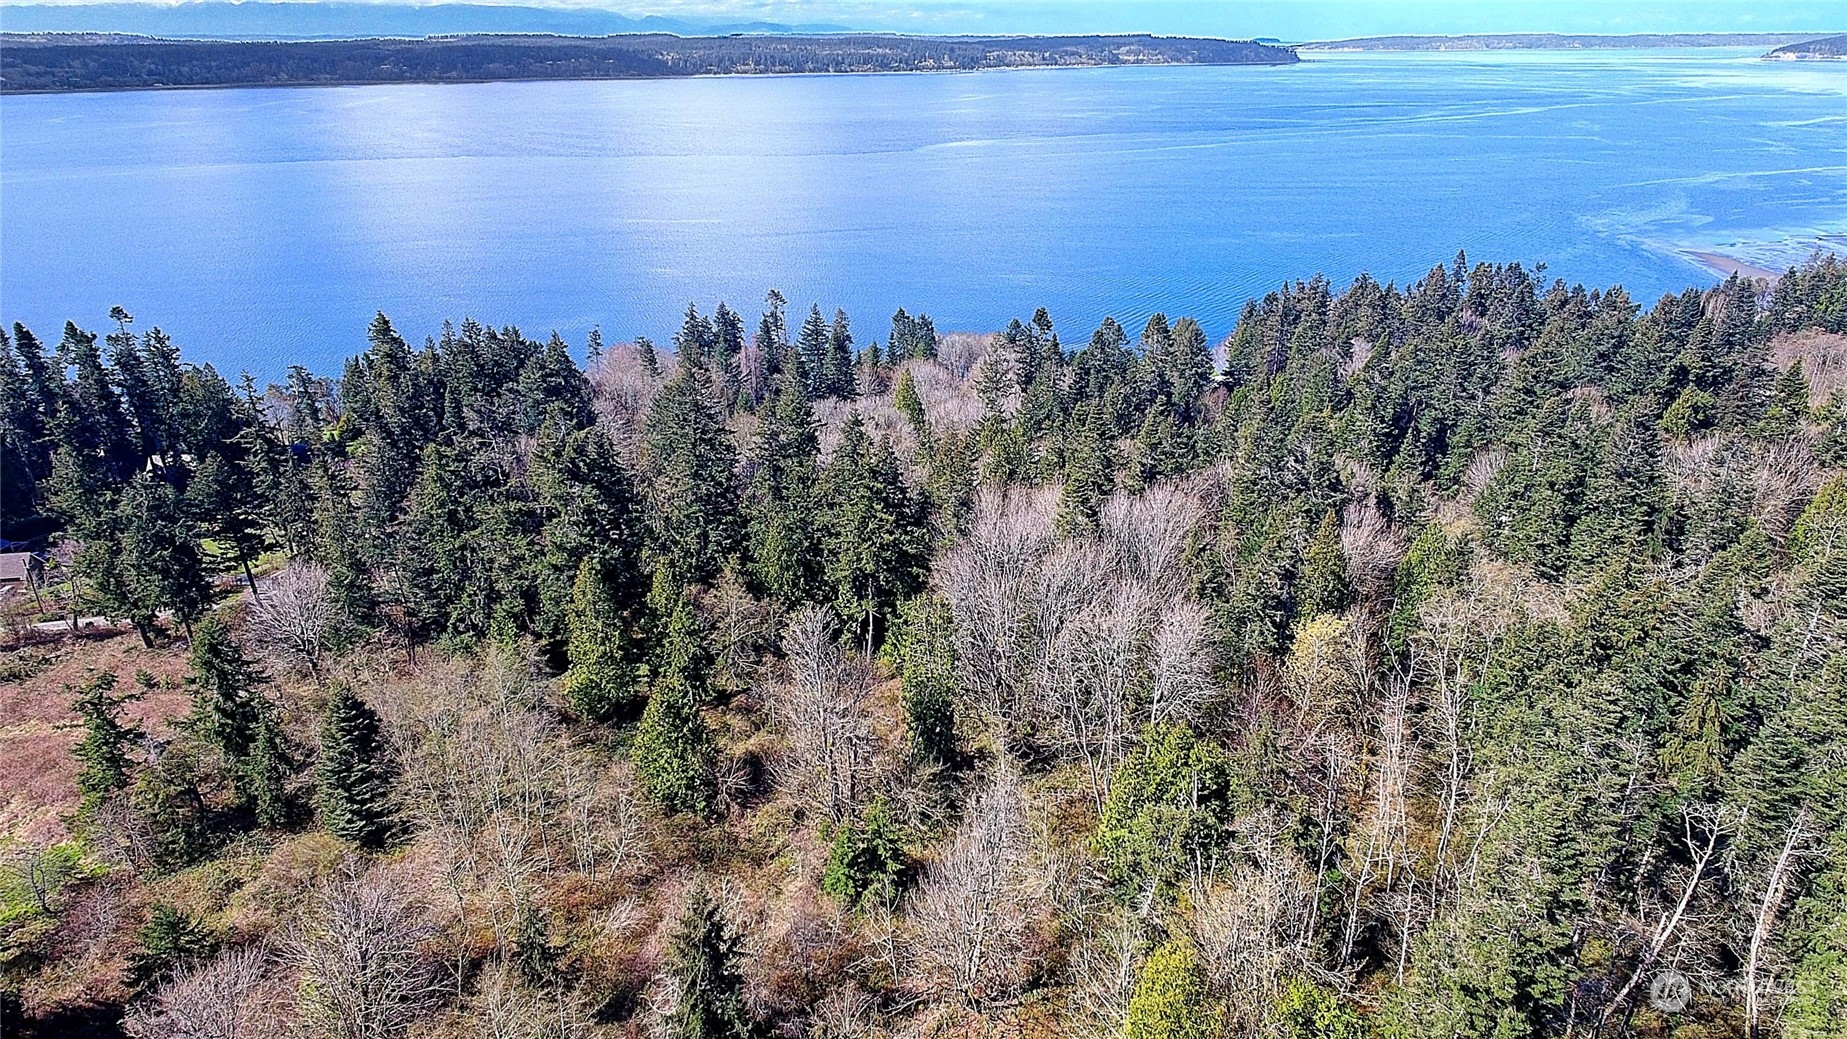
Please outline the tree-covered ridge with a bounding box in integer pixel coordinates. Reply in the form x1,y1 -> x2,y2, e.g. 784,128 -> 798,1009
2,252 -> 1846,1038
0,32 -> 1298,93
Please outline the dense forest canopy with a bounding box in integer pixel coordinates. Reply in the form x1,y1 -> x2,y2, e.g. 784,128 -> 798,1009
0,32 -> 1297,93
3,252 -> 1847,1037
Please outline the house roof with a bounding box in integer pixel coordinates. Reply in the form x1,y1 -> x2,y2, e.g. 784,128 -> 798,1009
0,552 -> 42,583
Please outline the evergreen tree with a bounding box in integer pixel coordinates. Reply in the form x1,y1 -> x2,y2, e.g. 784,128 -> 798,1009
316,683 -> 395,849
636,335 -> 661,378
127,905 -> 217,991
1123,940 -> 1212,1039
186,614 -> 264,802
664,885 -> 755,1039
131,743 -> 214,872
893,368 -> 929,442
821,797 -> 906,909
635,596 -> 717,815
1055,404 -> 1116,536
797,305 -> 829,398
823,308 -> 856,399
69,672 -> 139,809
820,415 -> 929,651
643,352 -> 741,588
744,371 -> 822,607
562,560 -> 637,723
245,709 -> 293,829
1297,510 -> 1353,619
88,474 -> 214,646
891,595 -> 958,765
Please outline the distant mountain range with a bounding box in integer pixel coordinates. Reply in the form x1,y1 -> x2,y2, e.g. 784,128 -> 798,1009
1300,32 -> 1832,51
1767,35 -> 1847,59
0,2 -> 848,39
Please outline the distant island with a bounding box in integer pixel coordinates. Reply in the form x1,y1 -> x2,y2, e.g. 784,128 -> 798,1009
1767,34 -> 1847,59
1301,32 -> 1827,51
0,32 -> 1299,93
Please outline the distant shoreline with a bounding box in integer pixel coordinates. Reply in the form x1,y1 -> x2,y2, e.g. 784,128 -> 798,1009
0,32 -> 1299,94
1300,32 -> 1833,52
1689,251 -> 1785,282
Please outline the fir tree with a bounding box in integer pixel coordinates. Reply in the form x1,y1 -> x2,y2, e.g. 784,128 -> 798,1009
1056,404 -> 1116,536
127,905 -> 217,990
636,335 -> 661,378
1123,940 -> 1212,1039
892,595 -> 958,765
1297,510 -> 1353,619
69,672 -> 139,809
665,885 -> 755,1039
562,560 -> 637,723
186,613 -> 266,804
245,709 -> 293,829
316,683 -> 395,849
642,352 -> 740,588
821,797 -> 906,909
820,415 -> 929,652
634,595 -> 717,815
797,305 -> 830,398
893,368 -> 929,443
823,308 -> 856,399
744,371 -> 822,607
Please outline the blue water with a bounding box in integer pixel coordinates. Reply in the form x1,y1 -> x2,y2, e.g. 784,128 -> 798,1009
3,48 -> 1844,379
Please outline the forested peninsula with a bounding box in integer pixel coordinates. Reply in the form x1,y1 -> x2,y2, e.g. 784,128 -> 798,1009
4,254 -> 1847,1037
1768,35 -> 1847,59
0,32 -> 1296,93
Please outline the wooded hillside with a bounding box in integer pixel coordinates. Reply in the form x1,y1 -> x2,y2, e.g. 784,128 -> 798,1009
0,33 -> 1297,93
3,253 -> 1847,1037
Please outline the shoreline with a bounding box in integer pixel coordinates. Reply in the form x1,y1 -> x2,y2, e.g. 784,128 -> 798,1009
0,58 -> 1299,97
1688,251 -> 1785,282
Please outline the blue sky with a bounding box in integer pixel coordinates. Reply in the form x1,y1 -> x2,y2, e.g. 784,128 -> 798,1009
7,1 -> 1843,37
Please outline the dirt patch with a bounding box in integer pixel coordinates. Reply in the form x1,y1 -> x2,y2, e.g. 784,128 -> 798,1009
0,627 -> 193,844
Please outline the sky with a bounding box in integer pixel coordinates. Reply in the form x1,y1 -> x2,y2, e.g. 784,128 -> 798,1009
3,1 -> 1843,38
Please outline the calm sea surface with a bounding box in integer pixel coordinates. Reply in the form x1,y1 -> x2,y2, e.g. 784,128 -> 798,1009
2,48 -> 1844,378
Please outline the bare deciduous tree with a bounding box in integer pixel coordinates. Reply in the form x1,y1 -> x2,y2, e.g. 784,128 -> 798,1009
906,764 -> 1038,1007
247,562 -> 333,680
770,606 -> 877,825
293,865 -> 440,1039
125,944 -> 287,1039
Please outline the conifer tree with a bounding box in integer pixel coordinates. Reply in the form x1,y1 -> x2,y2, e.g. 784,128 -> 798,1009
69,672 -> 139,809
893,368 -> 929,443
636,335 -> 661,378
1056,405 -> 1116,537
643,351 -> 740,588
892,595 -> 959,765
316,683 -> 395,849
635,595 -> 717,815
1123,940 -> 1212,1039
1297,510 -> 1353,619
128,905 -> 217,991
186,614 -> 265,804
820,415 -> 929,651
823,308 -> 856,399
562,560 -> 637,723
744,371 -> 822,607
822,797 -> 906,909
245,709 -> 293,829
797,305 -> 830,399
665,885 -> 755,1039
